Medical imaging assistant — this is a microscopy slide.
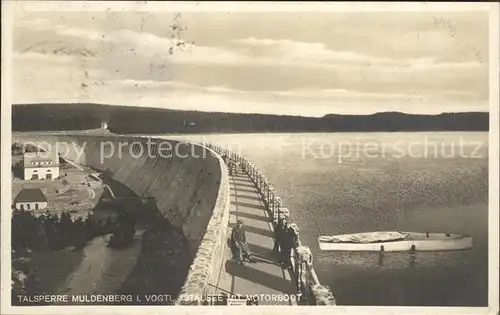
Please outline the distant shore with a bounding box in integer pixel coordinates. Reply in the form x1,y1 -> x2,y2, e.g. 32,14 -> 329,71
12,103 -> 489,134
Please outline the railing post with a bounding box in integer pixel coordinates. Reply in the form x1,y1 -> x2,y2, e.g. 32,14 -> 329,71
261,177 -> 266,199
262,178 -> 265,197
266,183 -> 270,209
275,198 -> 282,222
264,182 -> 268,208
271,190 -> 275,215
266,185 -> 271,208
259,174 -> 263,195
295,244 -> 311,301
263,179 -> 266,197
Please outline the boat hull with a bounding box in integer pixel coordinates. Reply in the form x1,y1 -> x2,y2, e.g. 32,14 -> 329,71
318,232 -> 473,252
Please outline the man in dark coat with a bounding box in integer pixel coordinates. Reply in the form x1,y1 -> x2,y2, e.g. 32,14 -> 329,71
231,219 -> 256,265
274,218 -> 287,255
273,219 -> 281,253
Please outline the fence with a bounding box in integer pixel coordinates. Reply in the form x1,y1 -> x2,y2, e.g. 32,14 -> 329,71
203,142 -> 336,306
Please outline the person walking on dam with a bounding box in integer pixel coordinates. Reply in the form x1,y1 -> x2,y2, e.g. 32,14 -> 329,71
231,219 -> 256,265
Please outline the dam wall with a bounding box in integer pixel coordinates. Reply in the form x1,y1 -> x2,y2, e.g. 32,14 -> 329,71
12,134 -> 231,299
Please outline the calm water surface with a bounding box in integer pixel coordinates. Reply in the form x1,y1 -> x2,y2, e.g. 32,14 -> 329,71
163,132 -> 489,306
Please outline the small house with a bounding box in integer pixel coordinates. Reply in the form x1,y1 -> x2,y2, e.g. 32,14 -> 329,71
23,150 -> 60,180
14,188 -> 48,211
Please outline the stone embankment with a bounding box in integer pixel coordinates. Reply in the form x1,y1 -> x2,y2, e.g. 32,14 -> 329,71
174,145 -> 231,303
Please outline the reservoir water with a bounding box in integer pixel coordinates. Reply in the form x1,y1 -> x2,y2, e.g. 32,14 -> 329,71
162,132 -> 489,306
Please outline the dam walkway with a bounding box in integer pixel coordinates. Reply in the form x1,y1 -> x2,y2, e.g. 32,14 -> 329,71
214,167 -> 297,305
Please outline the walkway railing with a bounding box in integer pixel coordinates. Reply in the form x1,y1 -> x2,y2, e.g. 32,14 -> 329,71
203,143 -> 336,306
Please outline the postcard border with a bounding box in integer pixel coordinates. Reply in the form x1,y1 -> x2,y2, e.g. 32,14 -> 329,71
1,2 -> 498,315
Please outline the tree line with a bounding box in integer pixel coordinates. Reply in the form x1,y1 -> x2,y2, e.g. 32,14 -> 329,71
12,210 -> 115,252
12,103 -> 489,133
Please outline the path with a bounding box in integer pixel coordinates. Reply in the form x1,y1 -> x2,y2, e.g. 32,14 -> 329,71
103,184 -> 116,199
83,178 -> 96,200
215,166 -> 297,305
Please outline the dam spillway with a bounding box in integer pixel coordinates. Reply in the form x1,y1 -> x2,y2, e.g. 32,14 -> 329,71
12,133 -> 335,305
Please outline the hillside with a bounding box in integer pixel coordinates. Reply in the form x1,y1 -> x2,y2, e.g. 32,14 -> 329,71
12,103 -> 489,134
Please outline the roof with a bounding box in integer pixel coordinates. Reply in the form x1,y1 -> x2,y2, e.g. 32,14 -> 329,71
15,188 -> 47,203
24,150 -> 59,168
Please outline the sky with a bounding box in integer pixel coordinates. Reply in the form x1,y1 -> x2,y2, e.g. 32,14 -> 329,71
12,5 -> 490,117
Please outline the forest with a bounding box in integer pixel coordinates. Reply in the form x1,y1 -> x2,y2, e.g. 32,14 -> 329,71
12,103 -> 489,134
11,209 -> 134,304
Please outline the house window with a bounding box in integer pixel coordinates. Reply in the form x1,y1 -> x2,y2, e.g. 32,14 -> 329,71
20,204 -> 24,211
47,169 -> 51,172
26,204 -> 30,210
35,203 -> 39,210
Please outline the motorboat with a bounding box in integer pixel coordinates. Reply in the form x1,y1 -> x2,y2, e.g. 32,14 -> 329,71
318,231 -> 472,252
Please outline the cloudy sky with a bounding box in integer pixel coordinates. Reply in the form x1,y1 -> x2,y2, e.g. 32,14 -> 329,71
12,4 -> 490,116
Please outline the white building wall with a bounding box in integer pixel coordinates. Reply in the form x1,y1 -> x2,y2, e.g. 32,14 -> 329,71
15,201 -> 48,211
24,166 -> 60,180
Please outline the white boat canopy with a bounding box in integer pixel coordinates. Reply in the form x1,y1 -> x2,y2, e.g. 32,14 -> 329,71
320,231 -> 409,244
